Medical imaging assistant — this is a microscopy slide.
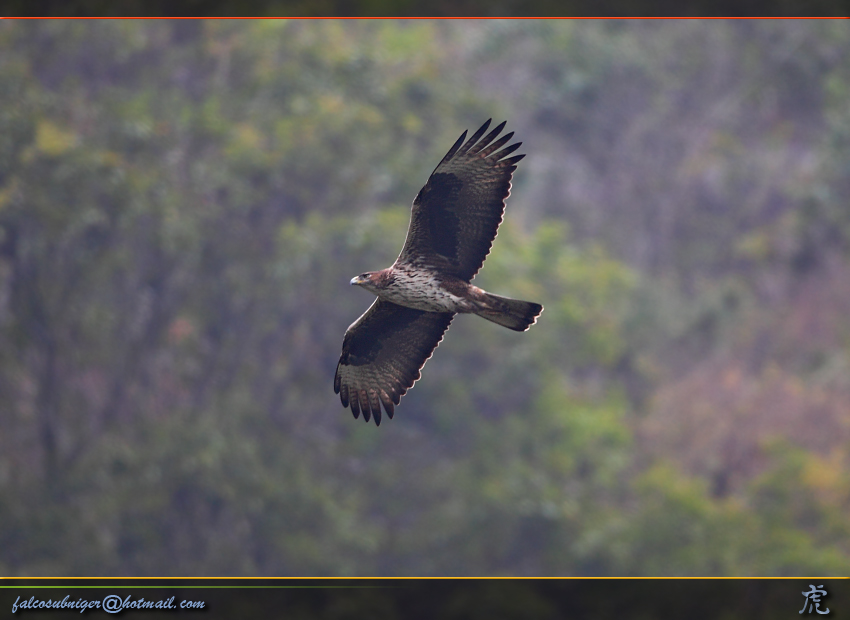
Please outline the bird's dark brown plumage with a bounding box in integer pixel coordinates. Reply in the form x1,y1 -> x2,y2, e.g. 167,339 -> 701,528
334,299 -> 453,426
399,119 -> 525,281
335,120 -> 541,426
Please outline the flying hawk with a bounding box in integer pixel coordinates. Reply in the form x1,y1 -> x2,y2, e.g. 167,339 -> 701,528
334,119 -> 543,425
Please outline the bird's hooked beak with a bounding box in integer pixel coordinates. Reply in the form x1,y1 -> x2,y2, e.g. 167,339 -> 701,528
350,275 -> 365,286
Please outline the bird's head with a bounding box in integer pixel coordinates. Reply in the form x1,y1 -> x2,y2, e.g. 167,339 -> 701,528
350,272 -> 373,286
350,269 -> 391,292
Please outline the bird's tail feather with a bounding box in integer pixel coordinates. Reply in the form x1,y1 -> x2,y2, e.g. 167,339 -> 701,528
475,293 -> 543,332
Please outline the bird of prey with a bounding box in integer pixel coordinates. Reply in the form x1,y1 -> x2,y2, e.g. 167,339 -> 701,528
334,119 -> 543,425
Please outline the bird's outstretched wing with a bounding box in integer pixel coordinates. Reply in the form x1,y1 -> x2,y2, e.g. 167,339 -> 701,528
397,119 -> 525,282
334,299 -> 454,426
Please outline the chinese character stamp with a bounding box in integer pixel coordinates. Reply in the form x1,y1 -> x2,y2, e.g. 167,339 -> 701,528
801,585 -> 830,615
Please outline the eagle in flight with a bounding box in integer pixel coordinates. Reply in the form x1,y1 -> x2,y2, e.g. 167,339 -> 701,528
334,119 -> 543,425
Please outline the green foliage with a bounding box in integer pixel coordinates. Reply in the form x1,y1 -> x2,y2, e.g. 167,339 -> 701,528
1,20 -> 849,578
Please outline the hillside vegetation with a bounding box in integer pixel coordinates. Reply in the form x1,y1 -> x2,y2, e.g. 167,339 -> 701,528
1,20 -> 849,575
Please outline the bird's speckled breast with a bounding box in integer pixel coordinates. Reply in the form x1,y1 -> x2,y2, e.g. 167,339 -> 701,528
377,268 -> 472,313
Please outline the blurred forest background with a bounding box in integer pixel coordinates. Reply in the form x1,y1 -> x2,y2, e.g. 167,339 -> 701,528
1,19 -> 850,577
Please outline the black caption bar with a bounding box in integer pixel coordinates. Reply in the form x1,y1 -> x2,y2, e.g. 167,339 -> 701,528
1,578 -> 847,619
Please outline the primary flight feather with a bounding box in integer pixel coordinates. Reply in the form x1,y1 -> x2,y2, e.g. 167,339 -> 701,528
334,120 -> 543,426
